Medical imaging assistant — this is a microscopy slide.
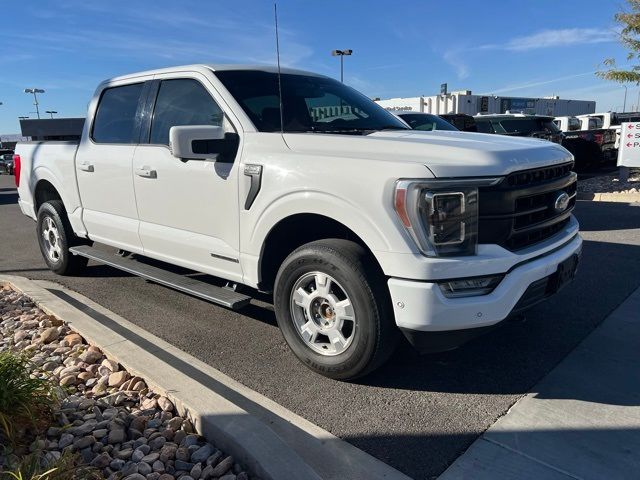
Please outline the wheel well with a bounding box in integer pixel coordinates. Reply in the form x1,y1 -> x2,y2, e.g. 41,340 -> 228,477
34,180 -> 62,213
259,214 -> 381,292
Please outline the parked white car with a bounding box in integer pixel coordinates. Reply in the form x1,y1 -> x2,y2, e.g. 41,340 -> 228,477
14,64 -> 582,379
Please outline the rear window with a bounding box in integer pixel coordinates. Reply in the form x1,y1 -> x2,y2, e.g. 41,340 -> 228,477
92,83 -> 144,144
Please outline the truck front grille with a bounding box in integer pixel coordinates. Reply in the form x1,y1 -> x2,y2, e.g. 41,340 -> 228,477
478,162 -> 576,251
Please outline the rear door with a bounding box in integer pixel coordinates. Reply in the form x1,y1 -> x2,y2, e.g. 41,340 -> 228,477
76,80 -> 149,252
132,73 -> 243,282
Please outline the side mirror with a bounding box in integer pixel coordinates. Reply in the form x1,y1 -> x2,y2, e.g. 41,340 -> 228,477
169,125 -> 226,160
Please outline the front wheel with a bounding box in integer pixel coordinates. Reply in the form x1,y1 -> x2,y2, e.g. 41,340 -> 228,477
37,200 -> 89,275
274,239 -> 398,380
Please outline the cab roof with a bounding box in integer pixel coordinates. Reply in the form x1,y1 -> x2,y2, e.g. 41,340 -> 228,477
104,64 -> 325,84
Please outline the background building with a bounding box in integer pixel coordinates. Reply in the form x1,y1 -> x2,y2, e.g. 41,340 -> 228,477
375,90 -> 595,117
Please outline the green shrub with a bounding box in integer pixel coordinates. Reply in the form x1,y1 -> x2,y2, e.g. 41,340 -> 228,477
0,352 -> 56,446
1,451 -> 103,480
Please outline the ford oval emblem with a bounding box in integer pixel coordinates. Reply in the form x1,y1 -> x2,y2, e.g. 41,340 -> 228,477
553,191 -> 570,213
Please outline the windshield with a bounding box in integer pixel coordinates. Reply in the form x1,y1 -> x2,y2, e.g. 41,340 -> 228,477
215,70 -> 409,134
398,113 -> 458,131
494,118 -> 560,134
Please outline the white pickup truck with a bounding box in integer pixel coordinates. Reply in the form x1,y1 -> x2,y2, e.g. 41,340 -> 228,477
15,64 -> 582,379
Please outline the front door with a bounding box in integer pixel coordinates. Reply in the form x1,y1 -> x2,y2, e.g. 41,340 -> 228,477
76,81 -> 148,253
132,74 -> 243,281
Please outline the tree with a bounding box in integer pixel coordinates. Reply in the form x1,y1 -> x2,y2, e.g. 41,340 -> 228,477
597,0 -> 640,83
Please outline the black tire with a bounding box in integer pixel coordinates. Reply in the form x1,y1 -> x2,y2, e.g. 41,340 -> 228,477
36,200 -> 89,275
274,239 -> 399,380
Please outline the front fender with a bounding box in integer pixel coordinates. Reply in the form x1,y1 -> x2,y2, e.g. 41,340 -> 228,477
247,189 -> 394,256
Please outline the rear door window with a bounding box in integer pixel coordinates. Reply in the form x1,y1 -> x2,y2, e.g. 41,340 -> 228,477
92,83 -> 145,144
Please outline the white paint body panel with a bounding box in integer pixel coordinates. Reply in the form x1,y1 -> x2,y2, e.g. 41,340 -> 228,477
15,64 -> 582,335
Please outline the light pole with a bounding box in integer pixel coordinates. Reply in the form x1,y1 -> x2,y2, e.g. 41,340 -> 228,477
331,49 -> 353,83
45,110 -> 58,119
623,85 -> 628,113
24,88 -> 45,119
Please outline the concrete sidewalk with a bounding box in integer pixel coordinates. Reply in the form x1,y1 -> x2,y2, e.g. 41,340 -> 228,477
440,286 -> 640,480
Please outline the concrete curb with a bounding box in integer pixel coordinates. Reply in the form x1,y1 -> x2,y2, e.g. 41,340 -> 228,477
577,192 -> 640,202
1,274 -> 411,480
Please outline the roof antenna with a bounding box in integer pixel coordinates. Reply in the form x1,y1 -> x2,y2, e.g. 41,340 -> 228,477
274,3 -> 284,134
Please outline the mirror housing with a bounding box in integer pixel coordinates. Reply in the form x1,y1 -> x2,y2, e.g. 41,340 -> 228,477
169,125 -> 226,160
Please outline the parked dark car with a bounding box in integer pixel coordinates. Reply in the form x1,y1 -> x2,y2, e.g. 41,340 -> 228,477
391,111 -> 458,131
474,114 -> 564,144
439,113 -> 477,132
0,152 -> 15,175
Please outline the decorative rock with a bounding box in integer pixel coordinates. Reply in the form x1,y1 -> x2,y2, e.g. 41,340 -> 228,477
152,460 -> 166,473
158,475 -> 175,480
115,448 -> 134,460
91,452 -> 112,468
108,428 -> 127,445
157,396 -> 174,412
210,456 -> 234,477
123,475 -> 146,480
219,475 -> 236,480
149,436 -> 166,450
159,445 -> 177,463
236,472 -> 249,480
190,463 -> 202,479
60,374 -> 78,387
93,428 -> 108,439
137,461 -> 152,475
174,460 -> 194,471
142,452 -> 160,463
183,435 -> 200,447
110,458 -> 126,470
80,349 -> 103,364
39,326 -> 59,344
101,358 -> 119,372
175,446 -> 190,462
191,444 -> 214,464
74,435 -> 96,449
64,333 -> 83,346
108,371 -> 130,388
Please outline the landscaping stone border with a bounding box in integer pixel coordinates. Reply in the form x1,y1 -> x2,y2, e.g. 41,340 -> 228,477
0,275 -> 410,480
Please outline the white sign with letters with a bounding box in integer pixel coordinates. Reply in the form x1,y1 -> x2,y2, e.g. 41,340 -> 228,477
618,122 -> 640,167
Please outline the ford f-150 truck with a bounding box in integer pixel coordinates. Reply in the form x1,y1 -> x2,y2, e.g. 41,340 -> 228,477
14,65 -> 582,380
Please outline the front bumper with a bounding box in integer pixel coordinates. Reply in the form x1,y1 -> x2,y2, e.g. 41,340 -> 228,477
388,232 -> 582,351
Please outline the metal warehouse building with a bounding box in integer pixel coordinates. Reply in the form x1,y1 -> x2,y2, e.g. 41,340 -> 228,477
375,91 -> 595,117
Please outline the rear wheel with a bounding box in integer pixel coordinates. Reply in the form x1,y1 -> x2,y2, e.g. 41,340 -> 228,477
37,200 -> 89,275
274,239 -> 398,380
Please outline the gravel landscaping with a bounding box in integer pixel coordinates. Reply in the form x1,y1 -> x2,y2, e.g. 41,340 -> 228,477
578,168 -> 640,194
0,285 -> 252,480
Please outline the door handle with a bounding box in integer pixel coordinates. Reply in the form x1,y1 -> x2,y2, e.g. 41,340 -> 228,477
78,163 -> 94,172
135,167 -> 157,179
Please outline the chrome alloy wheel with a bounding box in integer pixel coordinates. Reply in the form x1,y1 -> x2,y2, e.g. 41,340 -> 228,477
41,216 -> 62,263
290,272 -> 356,356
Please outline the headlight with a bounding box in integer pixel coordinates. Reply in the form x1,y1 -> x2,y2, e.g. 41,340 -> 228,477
394,178 -> 501,257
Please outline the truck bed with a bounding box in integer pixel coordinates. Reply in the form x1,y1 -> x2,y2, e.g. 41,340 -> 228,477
15,141 -> 81,221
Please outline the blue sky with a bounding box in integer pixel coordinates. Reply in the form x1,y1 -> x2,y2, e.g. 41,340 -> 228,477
0,0 -> 632,133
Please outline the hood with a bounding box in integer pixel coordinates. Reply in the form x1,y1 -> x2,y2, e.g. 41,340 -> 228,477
283,130 -> 573,178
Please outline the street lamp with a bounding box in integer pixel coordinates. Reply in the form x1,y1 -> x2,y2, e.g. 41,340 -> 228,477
45,110 -> 58,119
24,88 -> 45,119
331,49 -> 353,83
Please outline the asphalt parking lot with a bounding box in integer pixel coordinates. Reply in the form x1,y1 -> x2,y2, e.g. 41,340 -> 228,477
1,174 -> 639,479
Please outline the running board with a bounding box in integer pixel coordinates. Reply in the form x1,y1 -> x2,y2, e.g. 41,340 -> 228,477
69,245 -> 251,310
